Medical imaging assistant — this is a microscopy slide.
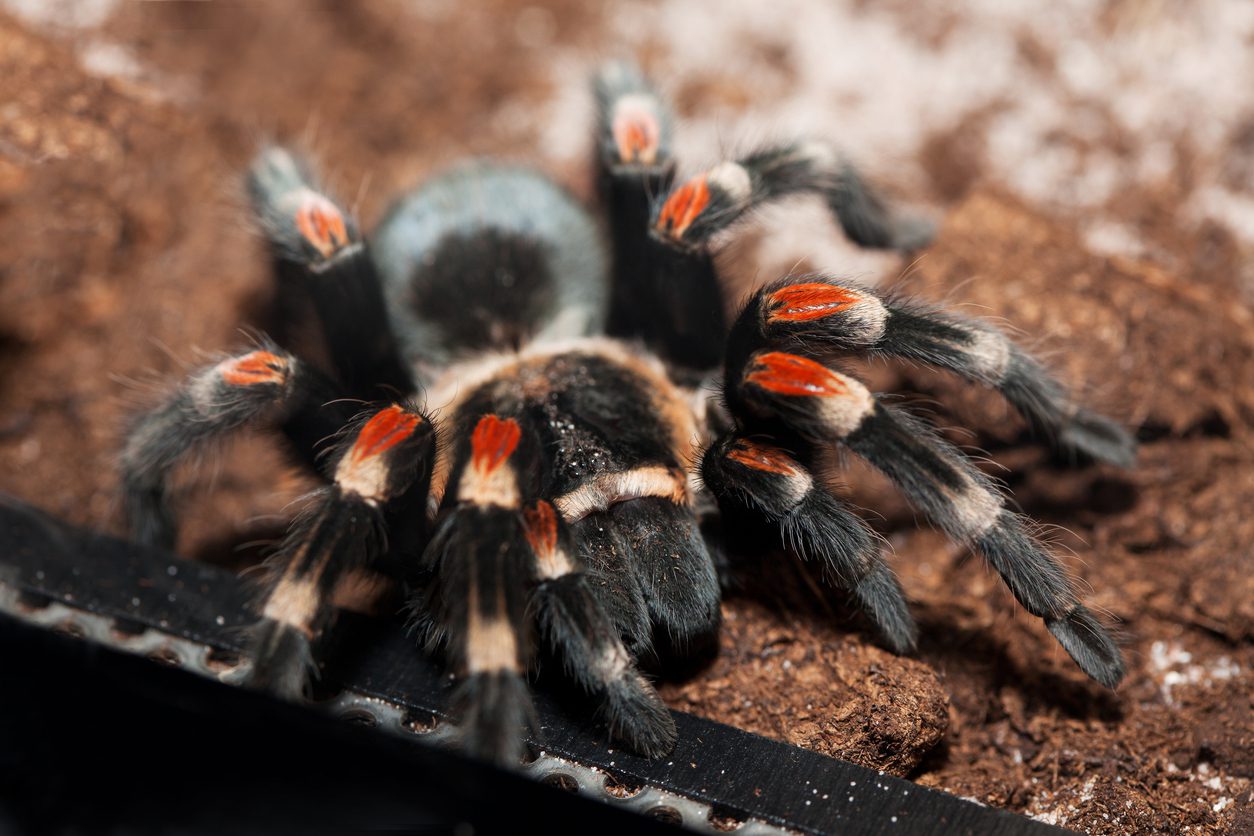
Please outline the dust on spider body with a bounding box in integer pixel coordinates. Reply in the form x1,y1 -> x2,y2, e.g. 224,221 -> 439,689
119,62 -> 1134,766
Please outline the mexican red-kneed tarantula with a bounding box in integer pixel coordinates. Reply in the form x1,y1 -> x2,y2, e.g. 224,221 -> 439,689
120,62 -> 1134,765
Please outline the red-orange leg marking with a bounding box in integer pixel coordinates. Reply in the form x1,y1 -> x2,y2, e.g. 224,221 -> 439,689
221,351 -> 289,387
350,405 -> 421,464
522,500 -> 559,559
767,283 -> 864,323
471,415 -> 522,474
612,103 -> 660,165
745,352 -> 847,398
655,175 -> 710,240
726,440 -> 800,476
294,190 -> 350,259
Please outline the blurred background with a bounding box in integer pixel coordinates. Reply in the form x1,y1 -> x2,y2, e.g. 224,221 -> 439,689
0,1 -> 1251,833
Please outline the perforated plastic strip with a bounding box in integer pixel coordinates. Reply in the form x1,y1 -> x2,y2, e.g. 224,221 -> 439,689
0,495 -> 1068,836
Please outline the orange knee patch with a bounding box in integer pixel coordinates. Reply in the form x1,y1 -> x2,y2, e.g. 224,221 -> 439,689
471,415 -> 521,475
612,101 -> 660,165
294,190 -> 349,259
522,500 -> 558,559
655,175 -> 710,240
726,440 -> 800,476
767,283 -> 864,323
221,351 -> 288,387
350,405 -> 422,464
745,352 -> 847,398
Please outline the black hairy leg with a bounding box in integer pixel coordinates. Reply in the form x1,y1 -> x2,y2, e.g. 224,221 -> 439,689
701,435 -> 917,654
119,345 -> 352,550
247,403 -> 434,697
525,500 -> 677,757
720,344 -> 1124,688
248,148 -> 415,400
727,275 -> 1137,466
418,414 -> 540,764
593,61 -> 727,373
652,140 -> 935,254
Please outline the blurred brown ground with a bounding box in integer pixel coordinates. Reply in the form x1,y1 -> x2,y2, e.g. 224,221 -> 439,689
0,2 -> 1251,832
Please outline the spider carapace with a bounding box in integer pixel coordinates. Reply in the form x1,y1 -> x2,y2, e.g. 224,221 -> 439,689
120,62 -> 1134,765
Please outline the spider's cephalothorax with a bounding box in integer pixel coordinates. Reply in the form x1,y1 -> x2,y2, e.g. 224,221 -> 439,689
120,62 -> 1134,765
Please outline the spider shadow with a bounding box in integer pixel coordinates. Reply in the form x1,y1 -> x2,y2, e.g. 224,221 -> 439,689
910,606 -> 1125,725
717,515 -> 1125,733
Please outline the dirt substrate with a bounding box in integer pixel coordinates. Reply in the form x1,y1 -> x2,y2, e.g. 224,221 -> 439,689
1,4 -> 1251,833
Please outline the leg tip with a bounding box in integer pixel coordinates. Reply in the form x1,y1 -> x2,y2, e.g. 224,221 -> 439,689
242,617 -> 316,700
1046,605 -> 1126,689
605,675 -> 678,759
1060,410 -> 1139,469
247,146 -> 310,203
454,671 -> 536,768
851,564 -> 919,655
891,213 -> 938,253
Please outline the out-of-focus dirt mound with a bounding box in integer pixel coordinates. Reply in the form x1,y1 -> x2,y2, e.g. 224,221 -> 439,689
1,4 -> 1251,833
661,598 -> 950,777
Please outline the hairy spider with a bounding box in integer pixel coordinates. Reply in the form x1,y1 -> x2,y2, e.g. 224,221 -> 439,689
119,62 -> 1133,765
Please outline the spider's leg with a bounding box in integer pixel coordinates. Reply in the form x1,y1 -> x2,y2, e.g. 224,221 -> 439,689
701,435 -> 917,653
418,415 -> 542,766
731,276 -> 1137,466
524,500 -> 677,757
119,345 -> 351,549
653,140 -> 934,254
555,466 -> 721,652
728,350 -> 1125,688
248,147 -> 414,399
246,402 -> 434,697
610,496 -> 721,649
569,512 -> 653,655
593,61 -> 726,372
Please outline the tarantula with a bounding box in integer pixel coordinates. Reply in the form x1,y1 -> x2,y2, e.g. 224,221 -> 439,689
119,62 -> 1133,765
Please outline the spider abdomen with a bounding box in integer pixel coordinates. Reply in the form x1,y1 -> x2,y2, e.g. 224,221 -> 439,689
371,164 -> 609,373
